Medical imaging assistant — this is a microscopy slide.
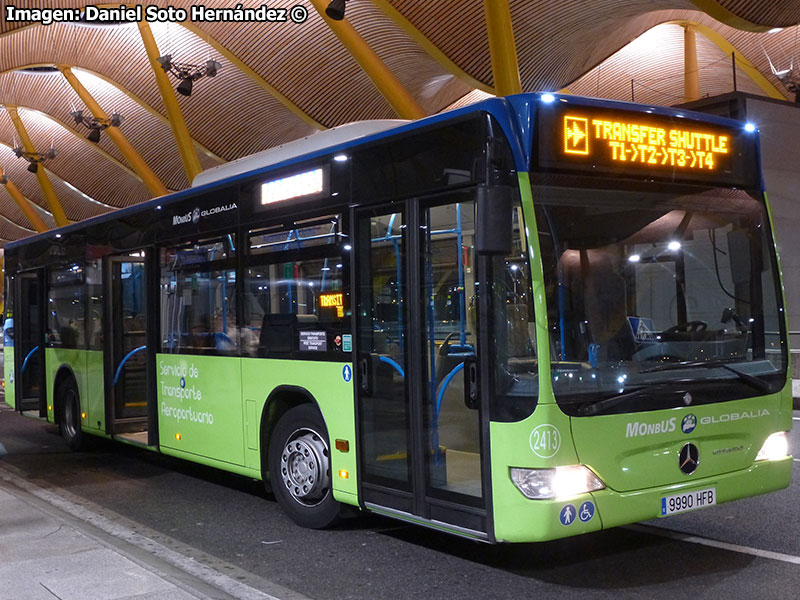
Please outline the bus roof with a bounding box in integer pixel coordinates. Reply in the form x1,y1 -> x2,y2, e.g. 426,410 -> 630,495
191,120 -> 409,188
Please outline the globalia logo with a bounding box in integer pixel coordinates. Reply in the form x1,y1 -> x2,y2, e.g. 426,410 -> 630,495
682,414 -> 697,434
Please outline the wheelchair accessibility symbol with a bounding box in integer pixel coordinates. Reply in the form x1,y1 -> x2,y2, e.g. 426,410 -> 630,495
579,501 -> 595,523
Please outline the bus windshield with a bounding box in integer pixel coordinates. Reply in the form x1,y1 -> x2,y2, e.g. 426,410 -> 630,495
533,176 -> 787,416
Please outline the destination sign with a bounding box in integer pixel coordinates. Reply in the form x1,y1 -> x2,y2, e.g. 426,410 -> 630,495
564,115 -> 729,171
320,292 -> 344,318
536,102 -> 758,187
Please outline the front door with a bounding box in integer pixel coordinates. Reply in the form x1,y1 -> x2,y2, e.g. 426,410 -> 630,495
16,270 -> 45,415
355,196 -> 488,535
105,254 -> 150,443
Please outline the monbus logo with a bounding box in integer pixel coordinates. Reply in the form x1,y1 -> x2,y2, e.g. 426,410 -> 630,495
173,212 -> 193,225
625,417 -> 677,438
172,203 -> 237,226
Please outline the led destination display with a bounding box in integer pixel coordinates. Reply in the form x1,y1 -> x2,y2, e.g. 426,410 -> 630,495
564,115 -> 729,171
536,102 -> 758,187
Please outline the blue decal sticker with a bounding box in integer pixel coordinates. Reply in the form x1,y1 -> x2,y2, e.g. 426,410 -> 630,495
559,504 -> 576,526
579,501 -> 595,523
342,364 -> 352,383
682,414 -> 697,434
180,377 -> 186,388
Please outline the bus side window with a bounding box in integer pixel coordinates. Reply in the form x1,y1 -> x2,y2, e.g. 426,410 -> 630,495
245,256 -> 347,357
245,217 -> 349,358
47,264 -> 86,350
160,237 -> 238,356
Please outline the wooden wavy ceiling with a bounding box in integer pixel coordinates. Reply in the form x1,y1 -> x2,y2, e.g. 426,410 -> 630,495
0,1 -> 796,244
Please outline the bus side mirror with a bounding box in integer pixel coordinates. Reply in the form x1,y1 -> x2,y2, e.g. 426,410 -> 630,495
475,185 -> 513,255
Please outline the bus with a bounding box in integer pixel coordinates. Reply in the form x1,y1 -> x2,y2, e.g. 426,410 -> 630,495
2,93 -> 792,542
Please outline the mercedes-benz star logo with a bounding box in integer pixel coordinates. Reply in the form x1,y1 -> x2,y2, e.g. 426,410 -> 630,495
679,443 -> 699,475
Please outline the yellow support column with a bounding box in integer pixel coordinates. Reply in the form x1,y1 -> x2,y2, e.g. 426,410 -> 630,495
137,21 -> 203,183
308,0 -> 425,120
58,66 -> 169,197
684,24 -> 700,103
483,0 -> 522,96
5,106 -> 69,228
0,168 -> 48,232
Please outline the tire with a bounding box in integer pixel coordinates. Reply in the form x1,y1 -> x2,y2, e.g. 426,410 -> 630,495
268,404 -> 341,529
58,377 -> 84,451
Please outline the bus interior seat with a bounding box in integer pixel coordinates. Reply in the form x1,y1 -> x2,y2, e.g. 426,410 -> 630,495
259,313 -> 295,354
258,313 -> 320,355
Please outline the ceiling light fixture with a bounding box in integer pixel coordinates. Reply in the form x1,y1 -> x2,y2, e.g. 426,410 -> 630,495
325,0 -> 347,20
12,146 -> 57,173
70,109 -> 124,143
156,54 -> 222,97
763,47 -> 800,102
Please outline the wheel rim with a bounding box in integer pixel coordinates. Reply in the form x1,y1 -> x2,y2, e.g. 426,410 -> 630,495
63,389 -> 79,439
279,427 -> 331,507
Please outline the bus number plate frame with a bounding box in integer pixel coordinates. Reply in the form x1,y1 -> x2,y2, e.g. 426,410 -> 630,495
660,487 -> 716,516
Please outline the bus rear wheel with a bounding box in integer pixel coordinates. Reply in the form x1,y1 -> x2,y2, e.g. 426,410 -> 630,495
58,378 -> 84,451
268,404 -> 340,529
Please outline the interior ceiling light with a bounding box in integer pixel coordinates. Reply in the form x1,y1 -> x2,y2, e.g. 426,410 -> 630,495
325,0 -> 347,20
70,109 -> 124,143
12,146 -> 57,173
156,54 -> 221,97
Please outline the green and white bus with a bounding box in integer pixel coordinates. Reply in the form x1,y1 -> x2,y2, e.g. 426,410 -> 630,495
2,93 -> 792,542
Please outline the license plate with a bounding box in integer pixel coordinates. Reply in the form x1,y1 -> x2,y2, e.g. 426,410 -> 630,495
660,487 -> 716,516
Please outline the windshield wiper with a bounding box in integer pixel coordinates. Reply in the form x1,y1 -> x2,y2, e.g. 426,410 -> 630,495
574,384 -> 674,417
639,359 -> 771,394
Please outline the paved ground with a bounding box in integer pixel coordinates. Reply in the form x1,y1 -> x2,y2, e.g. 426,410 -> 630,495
0,403 -> 798,599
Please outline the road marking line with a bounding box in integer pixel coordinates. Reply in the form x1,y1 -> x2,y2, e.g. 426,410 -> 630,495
628,524 -> 800,565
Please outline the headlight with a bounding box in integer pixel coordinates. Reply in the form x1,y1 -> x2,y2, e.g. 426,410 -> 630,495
755,431 -> 789,462
510,465 -> 605,500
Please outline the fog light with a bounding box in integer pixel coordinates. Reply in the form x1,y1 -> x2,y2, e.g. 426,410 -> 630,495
755,431 -> 789,461
510,465 -> 605,500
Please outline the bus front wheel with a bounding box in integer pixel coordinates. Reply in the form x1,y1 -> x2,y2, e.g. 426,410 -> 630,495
58,378 -> 84,451
268,404 -> 340,529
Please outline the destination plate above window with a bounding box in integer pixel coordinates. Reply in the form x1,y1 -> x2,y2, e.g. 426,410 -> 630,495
535,101 -> 758,188
661,487 -> 716,516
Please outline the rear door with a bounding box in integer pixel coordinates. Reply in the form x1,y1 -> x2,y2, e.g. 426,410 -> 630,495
105,253 -> 152,444
16,270 -> 45,415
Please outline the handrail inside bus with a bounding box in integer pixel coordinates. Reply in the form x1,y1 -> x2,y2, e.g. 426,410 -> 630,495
21,345 -> 40,373
435,361 -> 465,420
113,345 -> 147,386
432,360 -> 467,465
378,355 -> 405,379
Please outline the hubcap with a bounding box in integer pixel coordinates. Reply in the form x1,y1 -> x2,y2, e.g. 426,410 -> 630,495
280,428 -> 330,506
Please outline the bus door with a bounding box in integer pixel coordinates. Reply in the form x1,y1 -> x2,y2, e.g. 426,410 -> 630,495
355,197 -> 488,536
16,270 -> 45,415
105,254 -> 151,444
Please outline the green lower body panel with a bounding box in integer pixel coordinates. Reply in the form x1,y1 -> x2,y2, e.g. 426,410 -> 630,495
595,457 -> 792,530
492,457 -> 792,542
